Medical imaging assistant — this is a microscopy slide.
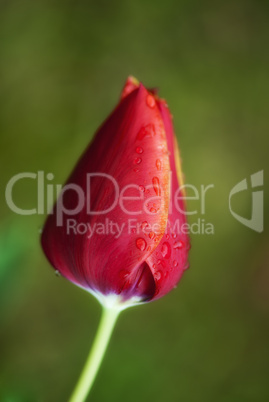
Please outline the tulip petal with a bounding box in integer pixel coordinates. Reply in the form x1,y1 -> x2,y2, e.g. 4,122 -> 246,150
41,84 -> 171,302
120,76 -> 140,100
145,100 -> 190,300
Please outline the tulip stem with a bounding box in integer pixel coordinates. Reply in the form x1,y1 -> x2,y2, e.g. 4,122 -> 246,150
69,306 -> 120,402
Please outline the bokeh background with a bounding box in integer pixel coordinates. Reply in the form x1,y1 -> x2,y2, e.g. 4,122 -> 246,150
0,0 -> 268,401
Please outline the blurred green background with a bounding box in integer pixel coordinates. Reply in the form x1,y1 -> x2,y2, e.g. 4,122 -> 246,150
0,0 -> 268,401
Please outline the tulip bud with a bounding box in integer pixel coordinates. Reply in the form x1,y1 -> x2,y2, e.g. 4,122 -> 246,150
41,76 -> 190,309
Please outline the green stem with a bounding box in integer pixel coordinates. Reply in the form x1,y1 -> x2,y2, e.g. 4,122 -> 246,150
69,306 -> 120,402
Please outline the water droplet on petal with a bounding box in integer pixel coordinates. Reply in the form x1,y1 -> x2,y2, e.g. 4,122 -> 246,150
137,124 -> 155,140
152,177 -> 161,196
155,270 -> 163,281
173,260 -> 178,267
136,146 -> 143,154
157,259 -> 166,268
183,262 -> 190,271
133,168 -> 139,172
139,185 -> 145,192
146,94 -> 156,108
161,242 -> 171,259
119,269 -> 130,280
150,207 -> 157,213
156,159 -> 162,170
134,157 -> 142,165
149,231 -> 155,239
172,233 -> 176,239
173,240 -> 184,249
141,221 -> 148,230
55,270 -> 61,277
166,234 -> 170,239
136,238 -> 147,251
131,228 -> 136,234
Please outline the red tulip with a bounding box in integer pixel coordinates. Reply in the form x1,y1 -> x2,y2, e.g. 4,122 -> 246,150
41,76 -> 190,308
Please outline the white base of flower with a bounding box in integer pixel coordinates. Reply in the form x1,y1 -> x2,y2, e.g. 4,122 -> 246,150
86,288 -> 144,312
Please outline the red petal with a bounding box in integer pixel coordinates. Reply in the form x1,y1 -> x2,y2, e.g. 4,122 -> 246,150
145,100 -> 190,300
120,76 -> 140,100
41,84 -> 171,302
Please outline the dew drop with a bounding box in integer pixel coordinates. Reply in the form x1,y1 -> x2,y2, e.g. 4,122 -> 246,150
157,259 -> 166,268
155,270 -> 163,281
152,177 -> 161,196
166,234 -> 170,239
131,228 -> 136,234
134,157 -> 142,165
173,260 -> 178,267
139,185 -> 145,192
55,270 -> 61,277
146,94 -> 156,108
172,233 -> 176,239
183,262 -> 190,271
150,207 -> 157,213
152,264 -> 156,269
137,124 -> 155,140
119,269 -> 130,280
156,159 -> 162,171
133,168 -> 139,172
162,99 -> 168,108
149,231 -> 155,239
136,146 -> 143,154
173,240 -> 184,249
136,238 -> 147,251
161,242 -> 171,259
141,221 -> 148,230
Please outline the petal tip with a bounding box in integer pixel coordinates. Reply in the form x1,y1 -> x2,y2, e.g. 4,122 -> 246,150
121,76 -> 140,100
